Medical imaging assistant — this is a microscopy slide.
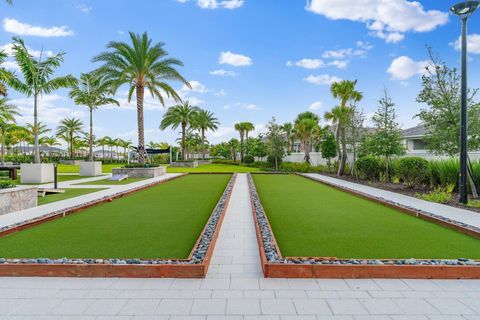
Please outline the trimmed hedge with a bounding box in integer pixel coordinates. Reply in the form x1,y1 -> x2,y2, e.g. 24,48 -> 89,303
353,156 -> 383,180
397,157 -> 429,187
243,155 -> 255,164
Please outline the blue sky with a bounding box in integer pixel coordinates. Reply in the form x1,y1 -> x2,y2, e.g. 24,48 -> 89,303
1,0 -> 479,146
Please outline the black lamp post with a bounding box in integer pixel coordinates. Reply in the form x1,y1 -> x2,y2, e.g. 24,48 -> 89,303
451,1 -> 480,204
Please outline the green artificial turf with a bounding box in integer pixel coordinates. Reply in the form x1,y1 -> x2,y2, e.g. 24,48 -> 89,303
14,174 -> 92,185
252,174 -> 480,260
57,163 -> 125,174
38,188 -> 107,206
73,177 -> 148,185
166,164 -> 260,173
0,174 -> 231,259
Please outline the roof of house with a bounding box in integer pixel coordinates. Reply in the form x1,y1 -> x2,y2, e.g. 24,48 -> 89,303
402,124 -> 426,138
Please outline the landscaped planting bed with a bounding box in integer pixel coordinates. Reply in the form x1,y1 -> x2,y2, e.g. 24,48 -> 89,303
249,173 -> 480,278
0,173 -> 236,278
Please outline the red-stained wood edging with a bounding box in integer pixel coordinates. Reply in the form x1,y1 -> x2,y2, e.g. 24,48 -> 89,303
248,173 -> 480,279
0,173 -> 237,278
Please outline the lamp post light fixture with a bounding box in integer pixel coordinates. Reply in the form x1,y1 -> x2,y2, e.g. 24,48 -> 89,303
451,1 -> 480,204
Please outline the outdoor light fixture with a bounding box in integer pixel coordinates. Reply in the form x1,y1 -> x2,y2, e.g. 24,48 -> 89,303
451,1 -> 480,204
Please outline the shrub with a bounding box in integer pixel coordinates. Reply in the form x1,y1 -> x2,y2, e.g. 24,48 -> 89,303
247,161 -> 270,168
397,157 -> 429,187
123,163 -> 160,168
267,155 -> 282,167
353,156 -> 383,180
0,179 -> 16,189
212,159 -> 240,166
243,155 -> 255,164
415,184 -> 455,204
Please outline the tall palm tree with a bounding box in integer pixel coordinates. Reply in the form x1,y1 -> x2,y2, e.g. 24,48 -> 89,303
193,109 -> 219,159
160,101 -> 200,160
281,122 -> 294,152
93,32 -> 190,164
8,37 -> 76,163
69,72 -> 119,161
324,105 -> 354,176
329,80 -> 363,175
41,136 -> 60,148
243,122 -> 255,140
294,113 -> 319,164
0,98 -> 19,163
56,117 -> 84,159
119,139 -> 133,159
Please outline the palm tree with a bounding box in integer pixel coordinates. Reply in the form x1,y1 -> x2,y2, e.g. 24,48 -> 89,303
56,117 -> 84,159
0,98 -> 19,163
234,123 -> 246,162
329,80 -> 363,175
96,136 -> 109,160
119,139 -> 133,159
324,105 -> 354,175
93,32 -> 190,164
103,136 -> 116,161
160,101 -> 200,160
281,122 -> 294,152
41,136 -> 60,148
193,109 -> 219,159
228,138 -> 239,162
294,113 -> 319,164
0,51 -> 11,97
69,72 -> 119,161
8,37 -> 76,163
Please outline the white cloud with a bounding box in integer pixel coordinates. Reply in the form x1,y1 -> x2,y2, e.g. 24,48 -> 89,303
235,102 -> 259,110
3,18 -> 74,37
0,43 -> 53,58
306,0 -> 448,43
328,60 -> 348,69
219,51 -> 252,67
222,105 -> 231,110
11,94 -> 85,126
209,69 -> 238,77
214,89 -> 227,96
387,56 -> 428,80
76,3 -> 92,14
308,101 -> 323,110
1,60 -> 19,71
179,0 -> 244,9
286,58 -> 325,69
182,80 -> 209,93
452,33 -> 480,54
304,74 -> 341,85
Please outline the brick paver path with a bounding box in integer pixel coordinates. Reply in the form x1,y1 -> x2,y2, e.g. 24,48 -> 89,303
0,173 -> 479,318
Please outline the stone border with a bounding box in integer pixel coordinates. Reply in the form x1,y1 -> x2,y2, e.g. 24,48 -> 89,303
0,173 -> 237,278
247,173 -> 480,279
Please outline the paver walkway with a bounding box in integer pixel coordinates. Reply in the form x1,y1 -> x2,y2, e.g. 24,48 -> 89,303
0,173 -> 479,318
303,173 -> 480,229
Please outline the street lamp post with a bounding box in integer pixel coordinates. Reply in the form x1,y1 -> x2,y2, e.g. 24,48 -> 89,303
451,1 -> 480,204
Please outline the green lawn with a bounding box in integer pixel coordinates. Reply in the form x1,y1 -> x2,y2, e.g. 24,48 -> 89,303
0,174 -> 231,259
73,177 -> 148,185
14,174 -> 94,185
167,164 -> 260,173
57,163 -> 124,173
252,174 -> 480,260
38,188 -> 107,206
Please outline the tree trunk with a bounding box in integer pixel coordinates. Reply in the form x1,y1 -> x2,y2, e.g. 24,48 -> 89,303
181,123 -> 186,160
201,128 -> 205,160
136,85 -> 146,164
1,128 -> 4,164
335,124 -> 341,162
304,140 -> 311,164
70,134 -> 73,160
240,133 -> 244,163
33,93 -> 40,163
102,146 -> 105,159
89,108 -> 94,162
337,126 -> 347,176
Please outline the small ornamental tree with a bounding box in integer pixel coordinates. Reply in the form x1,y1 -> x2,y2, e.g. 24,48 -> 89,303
362,90 -> 405,175
321,131 -> 337,171
266,117 -> 286,170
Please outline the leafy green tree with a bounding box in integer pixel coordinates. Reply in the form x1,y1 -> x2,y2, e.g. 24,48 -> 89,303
69,72 -> 119,161
0,98 -> 19,163
193,109 -> 219,159
347,105 -> 366,168
416,48 -> 480,156
328,79 -> 363,175
0,51 -> 11,97
8,37 -> 76,163
234,122 -> 255,162
294,112 -> 320,164
266,117 -> 286,170
160,101 -> 200,160
362,90 -> 405,174
93,32 -> 189,163
281,122 -> 294,153
228,138 -> 239,161
321,131 -> 337,170
56,117 -> 84,159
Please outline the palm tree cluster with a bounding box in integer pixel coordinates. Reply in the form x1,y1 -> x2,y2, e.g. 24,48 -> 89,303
160,101 -> 219,160
234,122 -> 255,162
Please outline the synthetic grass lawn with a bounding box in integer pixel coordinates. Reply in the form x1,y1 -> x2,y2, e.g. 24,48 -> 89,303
57,163 -> 124,174
0,174 -> 231,259
252,174 -> 480,260
38,188 -> 107,206
167,164 -> 260,173
73,177 -> 148,185
14,174 -> 92,185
